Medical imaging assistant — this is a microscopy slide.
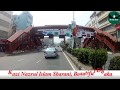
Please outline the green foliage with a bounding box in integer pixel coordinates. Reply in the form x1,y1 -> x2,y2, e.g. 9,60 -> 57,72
61,43 -> 69,50
71,48 -> 80,57
64,43 -> 69,50
89,48 -> 107,69
66,47 -> 108,68
66,47 -> 72,53
77,48 -> 94,64
108,56 -> 120,70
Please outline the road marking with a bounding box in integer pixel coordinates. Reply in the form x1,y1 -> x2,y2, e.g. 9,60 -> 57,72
36,60 -> 41,63
60,47 -> 76,70
18,59 -> 24,61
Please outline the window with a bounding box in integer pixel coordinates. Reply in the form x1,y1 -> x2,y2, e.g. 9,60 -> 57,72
14,17 -> 16,20
97,11 -> 106,18
0,30 -> 8,39
0,11 -> 11,18
0,19 -> 10,28
98,17 -> 108,25
103,25 -> 114,31
89,24 -> 91,27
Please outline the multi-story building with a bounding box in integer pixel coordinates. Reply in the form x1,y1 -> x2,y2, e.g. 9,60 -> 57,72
96,11 -> 116,36
12,11 -> 33,31
0,11 -> 13,39
86,11 -> 120,41
85,11 -> 99,28
115,12 -> 120,41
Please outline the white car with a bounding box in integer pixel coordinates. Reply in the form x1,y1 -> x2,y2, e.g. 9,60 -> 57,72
44,47 -> 58,59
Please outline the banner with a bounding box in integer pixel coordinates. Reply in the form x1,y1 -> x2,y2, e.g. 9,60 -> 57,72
59,29 -> 66,35
0,70 -> 120,79
76,31 -> 82,38
85,32 -> 91,38
81,31 -> 86,36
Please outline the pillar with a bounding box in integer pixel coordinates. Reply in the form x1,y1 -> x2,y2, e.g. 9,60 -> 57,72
64,36 -> 65,44
52,37 -> 54,44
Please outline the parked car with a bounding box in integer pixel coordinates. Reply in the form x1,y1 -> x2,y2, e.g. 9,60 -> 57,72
44,47 -> 58,59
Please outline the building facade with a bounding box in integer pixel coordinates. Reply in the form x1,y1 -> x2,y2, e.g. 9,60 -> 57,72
96,11 -> 116,36
85,11 -> 99,28
12,11 -> 33,31
0,11 -> 13,39
86,11 -> 120,42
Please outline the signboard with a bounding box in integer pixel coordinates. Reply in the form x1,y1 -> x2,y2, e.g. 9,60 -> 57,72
40,35 -> 44,39
86,33 -> 91,38
54,32 -> 59,36
59,29 -> 65,35
82,31 -> 86,36
85,32 -> 94,38
49,34 -> 54,38
39,29 -> 66,36
76,31 -> 94,38
59,35 -> 65,38
76,31 -> 82,38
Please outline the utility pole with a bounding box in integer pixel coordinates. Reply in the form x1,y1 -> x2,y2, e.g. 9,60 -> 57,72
73,11 -> 75,21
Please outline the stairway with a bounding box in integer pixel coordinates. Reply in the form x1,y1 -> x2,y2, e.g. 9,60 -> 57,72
83,27 -> 118,52
6,27 -> 33,53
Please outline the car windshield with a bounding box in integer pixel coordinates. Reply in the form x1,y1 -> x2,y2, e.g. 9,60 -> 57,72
46,48 -> 55,51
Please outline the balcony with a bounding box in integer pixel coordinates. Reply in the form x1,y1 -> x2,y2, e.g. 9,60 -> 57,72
96,11 -> 101,15
97,11 -> 110,22
98,21 -> 111,30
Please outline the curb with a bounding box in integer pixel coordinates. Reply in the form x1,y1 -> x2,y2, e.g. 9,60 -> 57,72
64,51 -> 85,70
0,53 -> 8,57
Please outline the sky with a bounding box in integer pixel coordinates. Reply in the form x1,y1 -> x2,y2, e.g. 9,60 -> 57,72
13,11 -> 93,43
13,11 -> 93,26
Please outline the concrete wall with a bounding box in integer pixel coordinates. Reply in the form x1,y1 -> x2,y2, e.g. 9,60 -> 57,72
0,11 -> 13,39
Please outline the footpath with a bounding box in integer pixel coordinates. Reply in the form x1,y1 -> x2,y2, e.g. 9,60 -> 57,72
0,52 -> 8,57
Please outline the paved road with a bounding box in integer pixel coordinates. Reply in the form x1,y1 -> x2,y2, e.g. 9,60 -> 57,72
0,48 -> 77,70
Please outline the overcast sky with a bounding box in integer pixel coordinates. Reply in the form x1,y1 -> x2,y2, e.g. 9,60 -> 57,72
13,11 -> 93,43
13,11 -> 93,26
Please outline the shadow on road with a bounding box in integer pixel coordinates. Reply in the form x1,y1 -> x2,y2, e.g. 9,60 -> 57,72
45,55 -> 59,60
7,50 -> 41,56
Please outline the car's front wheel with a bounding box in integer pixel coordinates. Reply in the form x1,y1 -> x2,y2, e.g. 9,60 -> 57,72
45,57 -> 48,59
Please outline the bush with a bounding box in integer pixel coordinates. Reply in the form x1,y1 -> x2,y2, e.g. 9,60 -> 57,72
66,47 -> 72,53
71,48 -> 80,57
89,48 -> 107,69
64,43 -> 69,50
108,56 -> 120,70
61,43 -> 69,50
77,48 -> 94,64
